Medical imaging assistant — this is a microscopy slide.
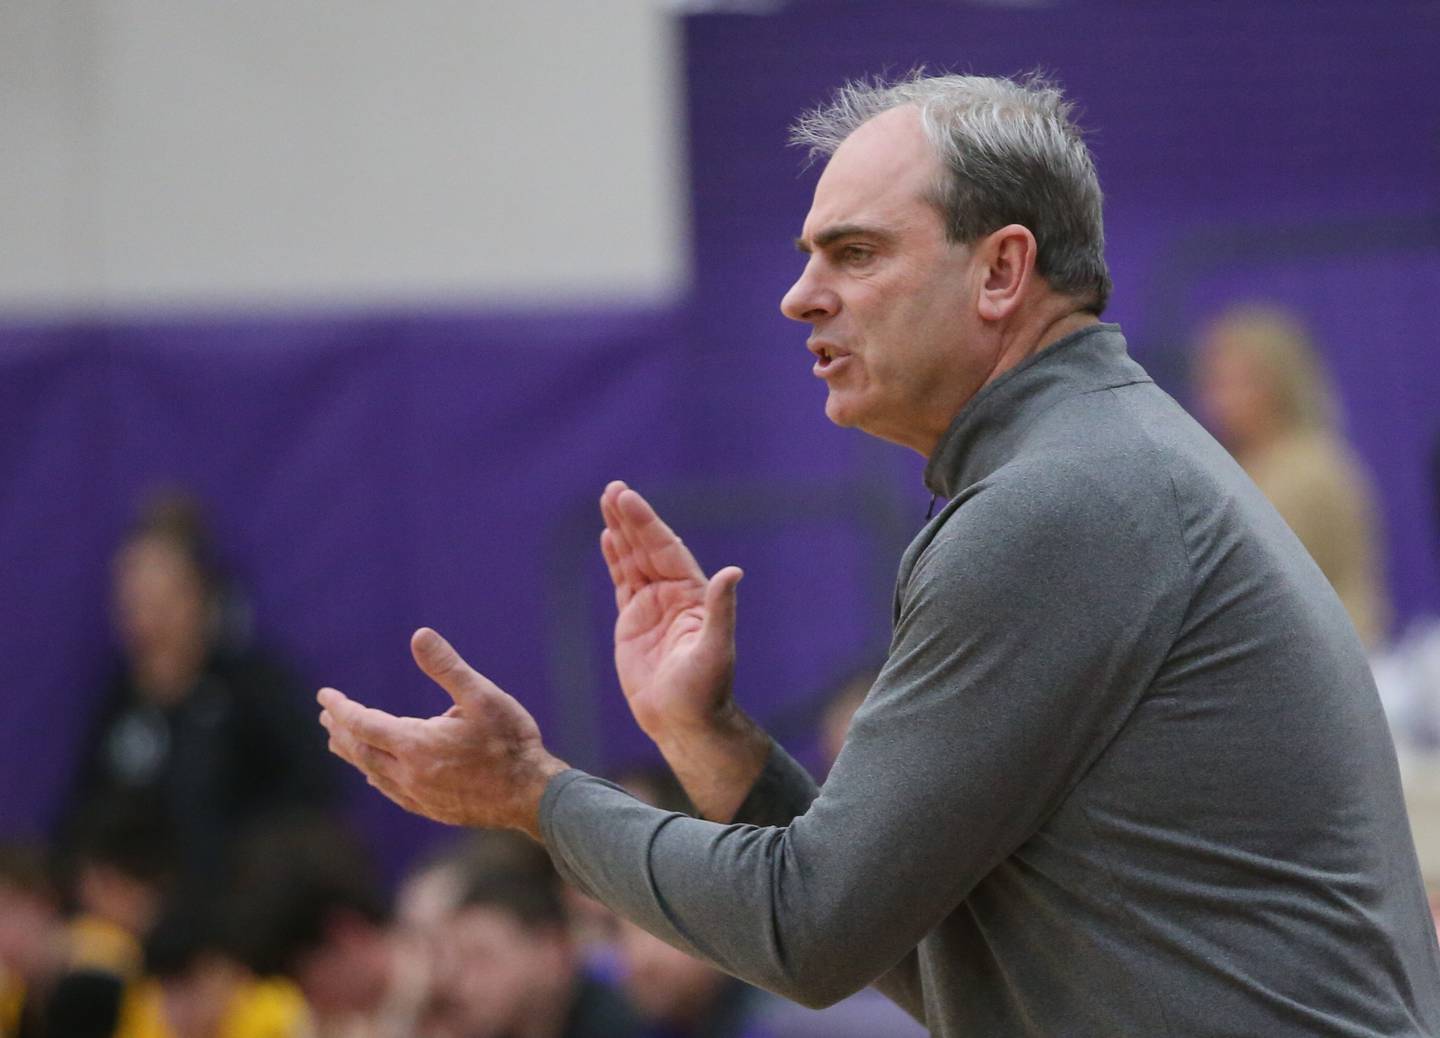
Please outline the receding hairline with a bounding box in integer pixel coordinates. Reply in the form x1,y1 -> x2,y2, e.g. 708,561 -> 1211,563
790,106 -> 955,254
788,71 -> 1112,313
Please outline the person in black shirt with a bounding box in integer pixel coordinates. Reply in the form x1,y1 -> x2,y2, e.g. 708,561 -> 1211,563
60,492 -> 334,890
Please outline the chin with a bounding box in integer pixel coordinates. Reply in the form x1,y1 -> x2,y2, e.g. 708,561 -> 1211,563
824,394 -> 863,429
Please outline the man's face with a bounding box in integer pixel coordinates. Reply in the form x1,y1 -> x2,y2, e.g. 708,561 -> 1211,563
1192,330 -> 1278,452
615,916 -> 722,1025
290,916 -> 389,1018
433,905 -> 564,1038
782,106 -> 990,455
112,536 -> 208,663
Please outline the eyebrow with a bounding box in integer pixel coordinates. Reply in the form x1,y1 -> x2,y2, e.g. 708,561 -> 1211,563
793,223 -> 894,253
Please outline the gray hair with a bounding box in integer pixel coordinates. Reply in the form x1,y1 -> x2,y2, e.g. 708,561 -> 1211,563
790,72 -> 1112,314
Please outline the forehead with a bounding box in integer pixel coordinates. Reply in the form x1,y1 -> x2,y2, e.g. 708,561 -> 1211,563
447,903 -> 531,946
801,105 -> 943,239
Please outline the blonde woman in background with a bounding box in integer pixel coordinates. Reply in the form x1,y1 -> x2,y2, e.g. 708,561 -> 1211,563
1194,304 -> 1390,648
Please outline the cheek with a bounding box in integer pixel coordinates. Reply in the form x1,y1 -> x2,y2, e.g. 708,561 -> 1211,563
296,958 -> 354,1013
455,961 -> 526,1022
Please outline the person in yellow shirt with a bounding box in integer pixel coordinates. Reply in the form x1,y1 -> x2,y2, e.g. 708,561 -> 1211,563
119,972 -> 309,1038
1,841 -> 131,1037
0,845 -> 56,1037
116,900 -> 311,1038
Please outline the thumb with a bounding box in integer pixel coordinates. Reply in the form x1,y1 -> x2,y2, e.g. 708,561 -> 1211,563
699,566 -> 744,652
411,627 -> 490,708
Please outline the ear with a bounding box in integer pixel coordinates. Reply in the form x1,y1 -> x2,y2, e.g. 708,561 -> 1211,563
976,223 -> 1037,322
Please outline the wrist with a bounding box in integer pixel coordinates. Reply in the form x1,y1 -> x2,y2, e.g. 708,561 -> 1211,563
514,751 -> 571,842
647,696 -> 752,749
652,705 -> 771,823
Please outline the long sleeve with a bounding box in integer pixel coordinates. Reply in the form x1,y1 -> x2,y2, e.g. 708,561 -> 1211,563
542,327 -> 1440,1036
541,449 -> 1188,1018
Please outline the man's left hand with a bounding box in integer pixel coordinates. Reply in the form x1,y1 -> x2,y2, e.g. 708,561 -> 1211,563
318,627 -> 569,840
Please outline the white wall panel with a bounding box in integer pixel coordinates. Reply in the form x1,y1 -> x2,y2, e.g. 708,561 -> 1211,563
0,1 -> 102,305
0,1 -> 687,312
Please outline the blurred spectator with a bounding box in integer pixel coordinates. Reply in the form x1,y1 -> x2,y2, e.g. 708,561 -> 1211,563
748,673 -> 927,1038
64,805 -> 174,979
232,817 -> 426,1038
393,829 -> 558,1034
0,841 -> 127,1038
396,830 -> 559,934
397,830 -> 637,1038
59,491 -> 335,888
1372,426 -> 1440,749
615,759 -> 927,1037
614,918 -> 774,1038
114,898 -> 309,1038
1193,304 -> 1389,646
612,768 -> 775,1038
1372,619 -> 1440,751
0,842 -> 64,1035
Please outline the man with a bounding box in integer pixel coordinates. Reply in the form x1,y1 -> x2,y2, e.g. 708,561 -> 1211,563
320,74 -> 1440,1036
117,899 -> 309,1038
609,768 -> 778,1038
236,818 -> 429,1037
395,831 -> 638,1038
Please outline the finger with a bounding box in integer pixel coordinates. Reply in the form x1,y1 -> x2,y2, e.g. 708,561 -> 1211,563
602,523 -> 655,611
320,706 -> 398,767
600,528 -> 632,609
600,482 -> 635,552
411,627 -> 497,709
600,481 -> 629,533
699,566 -> 744,656
603,515 -> 653,603
322,720 -> 410,813
319,704 -> 434,823
615,489 -> 705,582
317,688 -> 408,754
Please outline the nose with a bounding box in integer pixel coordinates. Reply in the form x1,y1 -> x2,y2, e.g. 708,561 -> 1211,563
780,261 -> 838,324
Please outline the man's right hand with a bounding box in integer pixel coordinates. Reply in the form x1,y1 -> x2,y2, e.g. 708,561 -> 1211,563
599,481 -> 769,821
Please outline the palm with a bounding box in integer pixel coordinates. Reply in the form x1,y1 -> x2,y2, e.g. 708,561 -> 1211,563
615,578 -> 721,727
601,483 -> 740,737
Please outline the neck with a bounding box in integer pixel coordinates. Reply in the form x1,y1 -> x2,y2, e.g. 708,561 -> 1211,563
999,303 -> 1099,375
910,300 -> 1099,458
133,640 -> 207,704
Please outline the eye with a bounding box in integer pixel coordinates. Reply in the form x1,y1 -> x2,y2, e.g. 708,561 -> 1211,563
838,244 -> 874,265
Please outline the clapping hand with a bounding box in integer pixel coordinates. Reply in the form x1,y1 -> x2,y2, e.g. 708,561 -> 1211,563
600,481 -> 767,820
318,627 -> 567,838
600,480 -> 745,740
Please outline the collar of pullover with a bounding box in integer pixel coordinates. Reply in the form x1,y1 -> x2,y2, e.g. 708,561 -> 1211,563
922,323 -> 1151,499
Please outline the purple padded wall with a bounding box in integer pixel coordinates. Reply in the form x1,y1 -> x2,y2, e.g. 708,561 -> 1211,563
0,307 -> 903,880
680,0 -> 1440,625
3,2 -> 1438,882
